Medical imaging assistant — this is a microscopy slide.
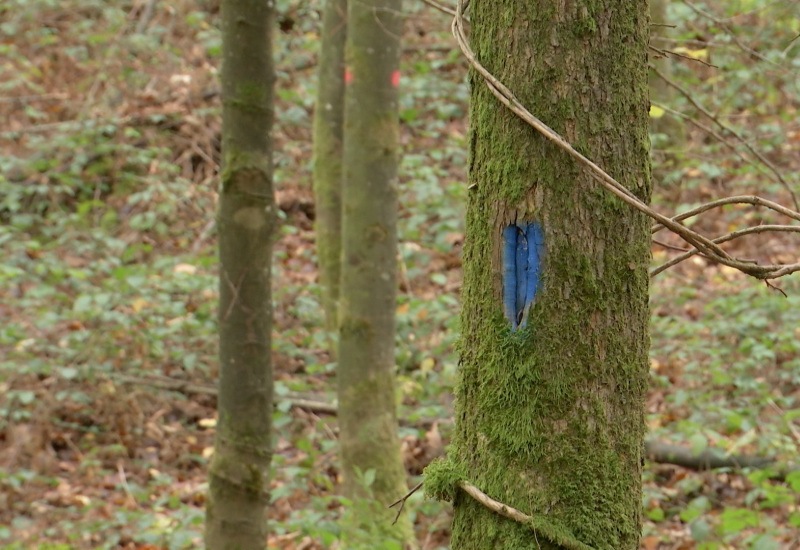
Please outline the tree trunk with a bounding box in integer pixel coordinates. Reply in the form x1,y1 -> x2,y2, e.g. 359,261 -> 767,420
433,1 -> 652,549
337,0 -> 415,546
650,0 -> 686,148
205,1 -> 275,548
313,0 -> 347,334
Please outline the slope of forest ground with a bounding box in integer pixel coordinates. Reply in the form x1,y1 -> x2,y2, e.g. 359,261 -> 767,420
2,0 -> 800,548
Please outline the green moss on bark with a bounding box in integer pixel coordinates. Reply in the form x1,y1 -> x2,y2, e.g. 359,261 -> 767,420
449,1 -> 652,549
423,458 -> 467,502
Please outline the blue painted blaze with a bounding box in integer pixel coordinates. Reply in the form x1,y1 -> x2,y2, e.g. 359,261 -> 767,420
502,225 -> 520,327
514,227 -> 528,323
502,221 -> 545,330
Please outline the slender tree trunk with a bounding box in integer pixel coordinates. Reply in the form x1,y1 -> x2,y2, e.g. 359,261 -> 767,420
337,0 -> 415,546
205,1 -> 275,548
313,0 -> 347,334
435,1 -> 652,548
650,0 -> 686,147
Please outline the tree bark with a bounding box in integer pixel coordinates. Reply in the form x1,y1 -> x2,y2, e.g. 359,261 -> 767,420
433,1 -> 653,549
205,1 -> 275,548
337,0 -> 415,546
313,0 -> 347,333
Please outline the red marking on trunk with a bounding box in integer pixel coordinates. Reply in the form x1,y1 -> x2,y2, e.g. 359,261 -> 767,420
344,68 -> 353,84
391,70 -> 400,87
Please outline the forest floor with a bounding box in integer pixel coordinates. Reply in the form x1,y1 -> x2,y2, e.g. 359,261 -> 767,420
2,1 -> 800,549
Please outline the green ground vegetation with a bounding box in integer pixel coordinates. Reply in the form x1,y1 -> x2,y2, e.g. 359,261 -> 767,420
1,0 -> 800,548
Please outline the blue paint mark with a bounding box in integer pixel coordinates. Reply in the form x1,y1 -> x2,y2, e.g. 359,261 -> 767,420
502,225 -> 520,327
502,221 -> 545,330
514,227 -> 528,323
521,223 -> 545,328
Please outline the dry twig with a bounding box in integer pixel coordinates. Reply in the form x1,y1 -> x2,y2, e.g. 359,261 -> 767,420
388,481 -> 424,524
112,373 -> 339,414
649,44 -> 718,68
651,64 -> 800,211
419,0 -> 459,18
682,0 -> 779,67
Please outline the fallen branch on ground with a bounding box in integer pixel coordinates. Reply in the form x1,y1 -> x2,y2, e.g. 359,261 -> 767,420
112,373 -> 338,414
644,440 -> 798,480
115,374 -> 795,475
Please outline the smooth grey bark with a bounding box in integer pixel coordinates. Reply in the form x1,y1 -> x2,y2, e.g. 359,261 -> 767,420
313,0 -> 347,334
336,0 -> 415,546
205,1 -> 275,548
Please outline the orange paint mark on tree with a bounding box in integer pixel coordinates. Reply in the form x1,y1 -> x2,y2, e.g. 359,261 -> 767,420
344,68 -> 353,84
391,70 -> 400,87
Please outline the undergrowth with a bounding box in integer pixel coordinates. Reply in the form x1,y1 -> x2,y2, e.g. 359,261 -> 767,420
1,0 -> 799,548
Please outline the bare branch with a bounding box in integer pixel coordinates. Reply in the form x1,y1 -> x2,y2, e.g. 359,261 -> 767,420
785,33 -> 800,56
460,483 -> 597,550
651,64 -> 800,211
448,0 -> 800,281
653,195 -> 800,234
651,102 -> 778,183
649,45 -> 718,68
112,374 -> 339,414
419,0 -> 458,18
644,440 -> 787,474
652,225 -> 800,277
682,0 -> 779,67
653,238 -> 690,252
452,0 -> 800,279
388,481 -> 423,524
460,483 -> 533,527
0,93 -> 68,104
134,0 -> 159,34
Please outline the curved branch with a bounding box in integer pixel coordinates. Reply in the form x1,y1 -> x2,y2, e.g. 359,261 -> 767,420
651,64 -> 800,211
651,224 -> 800,277
460,482 -> 597,550
651,103 -> 789,187
682,1 -> 779,67
451,1 -> 730,264
448,0 -> 800,280
652,195 -> 800,234
419,0 -> 459,17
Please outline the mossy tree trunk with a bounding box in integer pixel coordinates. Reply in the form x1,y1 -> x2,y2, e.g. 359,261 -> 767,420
313,0 -> 347,334
205,0 -> 275,548
443,1 -> 652,549
337,0 -> 415,546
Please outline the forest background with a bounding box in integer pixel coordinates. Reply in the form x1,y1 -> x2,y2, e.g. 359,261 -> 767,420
2,0 -> 800,548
